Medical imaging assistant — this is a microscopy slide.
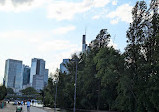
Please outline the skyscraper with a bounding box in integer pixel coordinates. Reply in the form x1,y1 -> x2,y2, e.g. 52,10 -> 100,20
4,59 -> 23,92
82,35 -> 87,52
30,58 -> 48,91
60,59 -> 70,74
44,69 -> 49,86
22,65 -> 30,86
30,58 -> 45,86
32,75 -> 44,91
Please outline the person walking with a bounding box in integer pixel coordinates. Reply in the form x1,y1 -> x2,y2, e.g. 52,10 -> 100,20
21,101 -> 23,105
27,100 -> 31,112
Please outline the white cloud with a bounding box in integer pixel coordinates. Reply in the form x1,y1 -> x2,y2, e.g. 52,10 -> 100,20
92,8 -> 108,20
52,25 -> 76,35
92,15 -> 100,20
37,40 -> 78,52
0,0 -> 110,20
0,30 -> 81,80
108,39 -> 117,49
0,0 -> 47,13
0,0 -> 5,4
0,30 -> 78,52
110,18 -> 119,24
46,46 -> 81,75
47,0 -> 110,21
107,4 -> 133,24
112,0 -> 117,5
0,30 -> 47,40
93,0 -> 110,8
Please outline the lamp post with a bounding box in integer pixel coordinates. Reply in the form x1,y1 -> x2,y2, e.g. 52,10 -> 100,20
70,59 -> 78,112
54,80 -> 57,112
53,69 -> 59,112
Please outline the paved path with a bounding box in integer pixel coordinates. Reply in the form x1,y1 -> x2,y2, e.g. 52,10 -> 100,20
0,103 -> 16,112
0,104 -> 49,112
22,105 -> 47,112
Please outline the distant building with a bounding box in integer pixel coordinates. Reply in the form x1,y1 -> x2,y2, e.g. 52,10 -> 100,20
4,59 -> 23,92
82,34 -> 91,53
44,69 -> 49,86
30,58 -> 48,90
30,58 -> 45,86
60,59 -> 70,74
22,65 -> 30,88
82,35 -> 86,52
32,75 -> 44,91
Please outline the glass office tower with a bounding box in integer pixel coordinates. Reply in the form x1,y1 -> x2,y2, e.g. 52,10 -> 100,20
23,65 -> 30,85
4,59 -> 23,92
30,58 -> 45,86
30,58 -> 48,90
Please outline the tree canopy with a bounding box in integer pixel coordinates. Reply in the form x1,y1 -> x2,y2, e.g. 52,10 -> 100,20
20,87 -> 37,95
0,86 -> 7,101
43,0 -> 159,111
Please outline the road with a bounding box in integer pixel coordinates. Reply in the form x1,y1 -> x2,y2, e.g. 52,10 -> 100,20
0,104 -> 116,112
22,105 -> 47,112
0,103 -> 51,112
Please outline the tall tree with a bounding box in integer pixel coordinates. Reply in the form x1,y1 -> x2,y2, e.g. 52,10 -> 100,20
94,47 -> 124,110
117,1 -> 150,112
0,86 -> 7,101
90,29 -> 110,50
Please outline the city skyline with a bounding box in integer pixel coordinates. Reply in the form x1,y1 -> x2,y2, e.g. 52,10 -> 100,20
3,58 -> 49,92
0,0 -> 150,84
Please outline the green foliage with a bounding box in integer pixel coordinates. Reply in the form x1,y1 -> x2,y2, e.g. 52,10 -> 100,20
43,78 -> 55,107
54,38 -> 123,111
20,87 -> 37,95
7,88 -> 14,94
90,29 -> 110,50
43,1 -> 159,111
0,86 -> 7,101
94,47 -> 124,110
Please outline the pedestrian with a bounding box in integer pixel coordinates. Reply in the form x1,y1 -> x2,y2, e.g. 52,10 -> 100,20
32,100 -> 34,106
21,100 -> 23,105
27,100 -> 31,112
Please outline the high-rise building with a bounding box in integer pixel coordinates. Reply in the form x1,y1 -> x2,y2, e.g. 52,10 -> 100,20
60,59 -> 70,74
30,58 -> 48,90
32,75 -> 44,91
30,58 -> 45,86
22,65 -> 30,86
4,59 -> 23,92
44,69 -> 49,86
82,35 -> 87,52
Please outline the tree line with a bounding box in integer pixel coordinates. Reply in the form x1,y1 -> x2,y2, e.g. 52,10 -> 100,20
43,1 -> 159,112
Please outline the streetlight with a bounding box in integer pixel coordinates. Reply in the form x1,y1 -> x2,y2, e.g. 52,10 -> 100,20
54,80 -> 58,112
70,59 -> 78,112
53,69 -> 59,112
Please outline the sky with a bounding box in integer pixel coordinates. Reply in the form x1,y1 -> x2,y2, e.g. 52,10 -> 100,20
0,0 -> 150,84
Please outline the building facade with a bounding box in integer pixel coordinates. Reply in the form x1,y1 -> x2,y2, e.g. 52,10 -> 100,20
22,65 -> 30,87
30,58 -> 45,86
30,58 -> 48,90
4,59 -> 23,92
60,59 -> 70,74
32,75 -> 44,91
44,69 -> 49,86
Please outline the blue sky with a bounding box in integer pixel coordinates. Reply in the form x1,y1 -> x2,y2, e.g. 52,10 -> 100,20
0,0 -> 150,84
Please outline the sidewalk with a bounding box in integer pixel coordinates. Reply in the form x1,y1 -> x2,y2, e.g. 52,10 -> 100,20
0,103 -> 16,112
0,103 -> 50,112
23,105 -> 47,112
